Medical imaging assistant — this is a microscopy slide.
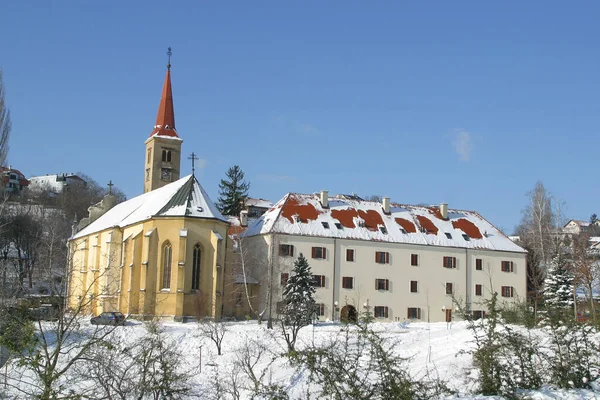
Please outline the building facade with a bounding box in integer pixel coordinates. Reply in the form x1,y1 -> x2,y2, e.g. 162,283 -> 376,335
68,58 -> 230,320
243,192 -> 527,323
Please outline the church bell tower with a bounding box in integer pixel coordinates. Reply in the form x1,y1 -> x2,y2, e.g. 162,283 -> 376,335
144,48 -> 183,193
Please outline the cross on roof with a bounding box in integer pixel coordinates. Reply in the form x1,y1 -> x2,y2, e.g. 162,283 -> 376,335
107,180 -> 114,195
167,47 -> 172,70
188,152 -> 199,175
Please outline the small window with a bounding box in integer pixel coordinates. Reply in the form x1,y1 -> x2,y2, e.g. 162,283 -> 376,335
475,258 -> 483,271
472,310 -> 486,320
407,307 -> 421,319
399,228 -> 408,234
443,256 -> 457,269
462,234 -> 470,241
375,251 -> 390,264
375,278 -> 390,291
501,261 -> 514,273
475,284 -> 482,296
335,223 -> 343,230
321,222 -> 330,229
410,254 -> 418,266
379,226 -> 388,234
445,232 -> 452,239
316,303 -> 325,317
501,286 -> 514,297
279,244 -> 294,257
312,247 -> 327,259
346,249 -> 355,262
445,282 -> 453,295
342,276 -> 354,289
374,306 -> 389,318
281,273 -> 289,286
410,280 -> 418,293
312,275 -> 326,288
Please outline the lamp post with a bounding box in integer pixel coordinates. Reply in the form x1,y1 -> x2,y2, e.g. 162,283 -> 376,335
334,301 -> 339,322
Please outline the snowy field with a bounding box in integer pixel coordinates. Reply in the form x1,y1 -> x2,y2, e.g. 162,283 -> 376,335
3,319 -> 600,399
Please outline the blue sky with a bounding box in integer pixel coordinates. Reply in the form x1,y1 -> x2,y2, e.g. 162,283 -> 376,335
1,1 -> 599,233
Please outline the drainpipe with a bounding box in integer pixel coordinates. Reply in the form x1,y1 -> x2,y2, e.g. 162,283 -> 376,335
332,238 -> 337,321
465,248 -> 469,316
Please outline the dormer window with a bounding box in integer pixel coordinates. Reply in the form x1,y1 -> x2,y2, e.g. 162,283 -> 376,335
444,233 -> 452,239
335,223 -> 343,230
165,125 -> 170,130
379,226 -> 388,234
321,222 -> 330,229
462,234 -> 470,241
399,228 -> 407,234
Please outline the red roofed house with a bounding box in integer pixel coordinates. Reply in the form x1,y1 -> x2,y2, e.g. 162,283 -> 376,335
0,166 -> 29,197
242,191 -> 527,323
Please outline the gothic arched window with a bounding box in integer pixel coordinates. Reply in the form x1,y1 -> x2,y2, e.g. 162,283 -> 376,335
162,242 -> 172,289
191,244 -> 201,291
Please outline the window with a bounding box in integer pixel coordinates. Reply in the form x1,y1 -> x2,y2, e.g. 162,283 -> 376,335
279,244 -> 294,257
410,280 -> 418,293
375,251 -> 390,264
501,261 -> 514,273
147,148 -> 151,163
399,228 -> 408,234
161,149 -> 172,162
335,222 -> 343,230
312,247 -> 327,259
191,244 -> 201,291
472,310 -> 486,320
379,226 -> 388,234
475,258 -> 483,271
475,284 -> 482,296
312,275 -> 326,288
501,286 -> 514,297
462,234 -> 470,241
443,256 -> 457,269
444,232 -> 452,239
411,254 -> 418,266
346,249 -> 355,262
321,222 -> 330,229
316,303 -> 325,317
445,282 -> 453,295
375,278 -> 390,291
162,242 -> 172,289
342,276 -> 354,289
407,307 -> 421,319
280,273 -> 289,286
374,306 -> 389,318
145,168 -> 150,182
236,292 -> 242,307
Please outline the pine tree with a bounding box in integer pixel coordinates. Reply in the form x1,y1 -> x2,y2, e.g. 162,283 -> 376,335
217,165 -> 250,216
280,253 -> 316,352
544,253 -> 574,309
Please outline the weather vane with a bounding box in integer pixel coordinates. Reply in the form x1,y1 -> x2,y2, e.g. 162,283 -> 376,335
167,47 -> 172,70
188,152 -> 199,175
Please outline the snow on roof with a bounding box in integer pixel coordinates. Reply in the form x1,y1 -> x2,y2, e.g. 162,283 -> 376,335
72,175 -> 226,240
246,198 -> 273,209
564,219 -> 590,227
243,193 -> 526,253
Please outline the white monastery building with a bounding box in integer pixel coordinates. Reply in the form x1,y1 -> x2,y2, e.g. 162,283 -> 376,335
242,191 -> 527,323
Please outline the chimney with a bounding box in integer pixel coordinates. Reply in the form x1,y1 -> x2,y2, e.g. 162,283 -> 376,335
382,197 -> 391,214
440,203 -> 448,220
320,190 -> 328,208
240,210 -> 248,227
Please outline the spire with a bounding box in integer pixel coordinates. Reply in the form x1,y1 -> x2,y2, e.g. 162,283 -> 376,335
150,47 -> 179,138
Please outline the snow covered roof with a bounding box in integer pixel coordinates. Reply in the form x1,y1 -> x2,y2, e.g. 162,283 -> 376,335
564,219 -> 590,228
246,198 -> 273,209
72,175 -> 227,239
243,193 -> 526,253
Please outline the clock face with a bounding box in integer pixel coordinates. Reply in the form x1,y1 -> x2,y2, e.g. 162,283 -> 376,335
161,168 -> 172,181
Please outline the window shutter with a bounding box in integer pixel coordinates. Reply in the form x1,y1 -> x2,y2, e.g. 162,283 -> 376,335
375,252 -> 380,263
321,275 -> 325,287
290,245 -> 294,257
385,279 -> 389,291
312,247 -> 317,258
510,261 -> 514,272
375,279 -> 379,290
384,307 -> 389,318
385,252 -> 390,264
417,308 -> 421,319
323,248 -> 327,259
452,257 -> 457,268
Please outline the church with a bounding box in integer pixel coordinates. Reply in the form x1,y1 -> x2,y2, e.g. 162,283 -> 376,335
67,53 -> 232,320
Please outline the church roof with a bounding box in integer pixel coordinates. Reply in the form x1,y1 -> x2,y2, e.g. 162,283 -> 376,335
243,193 -> 527,253
150,68 -> 179,139
71,175 -> 227,240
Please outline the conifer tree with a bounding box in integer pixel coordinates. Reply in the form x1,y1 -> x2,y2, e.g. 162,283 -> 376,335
544,253 -> 574,309
217,165 -> 250,216
280,253 -> 316,352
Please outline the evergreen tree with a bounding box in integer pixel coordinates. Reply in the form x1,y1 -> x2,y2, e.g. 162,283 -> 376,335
544,253 -> 574,309
217,165 -> 250,216
280,253 -> 316,352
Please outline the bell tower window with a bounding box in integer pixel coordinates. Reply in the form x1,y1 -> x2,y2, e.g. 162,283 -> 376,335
162,150 -> 172,163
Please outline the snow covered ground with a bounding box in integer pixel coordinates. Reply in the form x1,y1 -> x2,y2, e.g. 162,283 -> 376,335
3,320 -> 600,399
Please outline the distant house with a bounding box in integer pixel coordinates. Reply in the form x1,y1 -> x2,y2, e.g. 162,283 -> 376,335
28,173 -> 87,196
245,198 -> 273,218
0,166 -> 29,197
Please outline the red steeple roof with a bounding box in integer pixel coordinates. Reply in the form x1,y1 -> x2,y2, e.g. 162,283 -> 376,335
150,68 -> 179,138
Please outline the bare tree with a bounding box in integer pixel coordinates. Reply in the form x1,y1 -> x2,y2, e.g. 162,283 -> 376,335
0,69 -> 11,167
571,233 -> 600,325
198,318 -> 228,356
